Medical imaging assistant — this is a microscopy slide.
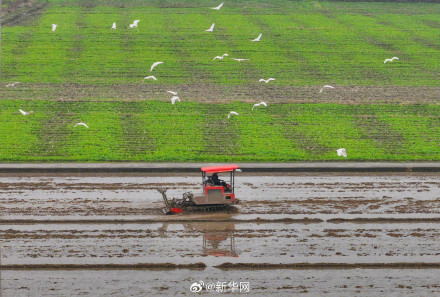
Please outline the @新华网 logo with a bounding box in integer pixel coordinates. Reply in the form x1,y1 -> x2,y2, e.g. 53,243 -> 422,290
190,281 -> 204,293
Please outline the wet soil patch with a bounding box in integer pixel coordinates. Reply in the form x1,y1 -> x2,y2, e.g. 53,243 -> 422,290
2,0 -> 49,26
3,84 -> 440,104
215,262 -> 440,270
1,263 -> 206,270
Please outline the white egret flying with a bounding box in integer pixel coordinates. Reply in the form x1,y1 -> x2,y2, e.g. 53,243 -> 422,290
19,109 -> 33,116
150,62 -> 164,72
228,111 -> 239,119
144,76 -> 157,81
384,57 -> 399,63
211,2 -> 224,10
252,102 -> 267,110
231,58 -> 249,62
252,33 -> 262,42
6,82 -> 19,87
319,85 -> 334,93
336,148 -> 347,158
129,20 -> 140,28
171,96 -> 181,105
74,122 -> 89,128
259,78 -> 275,83
213,54 -> 228,61
206,23 -> 215,32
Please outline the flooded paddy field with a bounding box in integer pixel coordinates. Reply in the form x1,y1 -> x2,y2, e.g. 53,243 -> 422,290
1,172 -> 440,296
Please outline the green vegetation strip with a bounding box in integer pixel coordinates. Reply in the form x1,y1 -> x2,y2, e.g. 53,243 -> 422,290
3,1 -> 440,86
0,101 -> 439,162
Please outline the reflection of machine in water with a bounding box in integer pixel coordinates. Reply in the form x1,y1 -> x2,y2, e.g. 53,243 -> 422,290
157,222 -> 238,258
196,222 -> 238,258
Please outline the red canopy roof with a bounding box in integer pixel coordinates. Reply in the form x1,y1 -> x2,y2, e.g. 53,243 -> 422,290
201,164 -> 239,173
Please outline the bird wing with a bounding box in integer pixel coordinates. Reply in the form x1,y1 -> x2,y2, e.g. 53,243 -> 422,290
212,2 -> 223,9
268,78 -> 275,81
252,102 -> 267,110
171,96 -> 180,104
213,56 -> 220,60
19,109 -> 26,115
340,149 -> 347,157
259,79 -> 265,82
167,91 -> 177,95
336,148 -> 346,157
133,20 -> 140,24
392,57 -> 399,60
228,111 -> 239,118
150,62 -> 164,72
252,33 -> 262,41
75,123 -> 89,128
206,23 -> 215,31
384,59 -> 391,63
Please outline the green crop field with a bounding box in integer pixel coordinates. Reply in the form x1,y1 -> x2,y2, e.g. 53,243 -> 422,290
3,0 -> 440,85
1,0 -> 440,162
0,100 -> 439,162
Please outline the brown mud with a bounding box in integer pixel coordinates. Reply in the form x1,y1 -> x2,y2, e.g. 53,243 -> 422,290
2,83 -> 440,104
0,263 -> 207,270
1,0 -> 49,26
215,262 -> 440,270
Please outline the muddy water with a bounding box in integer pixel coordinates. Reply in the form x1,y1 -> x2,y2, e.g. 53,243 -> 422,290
2,268 -> 440,296
2,222 -> 440,266
1,174 -> 440,220
1,173 -> 440,296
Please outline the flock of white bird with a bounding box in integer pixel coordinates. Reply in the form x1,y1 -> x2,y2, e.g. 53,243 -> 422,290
10,2 -> 403,159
